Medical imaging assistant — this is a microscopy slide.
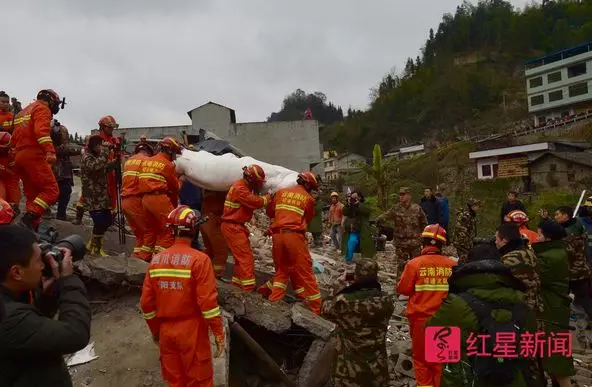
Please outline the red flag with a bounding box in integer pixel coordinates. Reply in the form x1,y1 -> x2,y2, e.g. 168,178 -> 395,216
304,108 -> 312,120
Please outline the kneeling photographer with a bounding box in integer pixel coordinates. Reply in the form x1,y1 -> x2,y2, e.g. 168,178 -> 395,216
0,224 -> 91,387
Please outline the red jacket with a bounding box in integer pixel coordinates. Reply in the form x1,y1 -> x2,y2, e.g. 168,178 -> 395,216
267,185 -> 314,233
11,101 -> 54,153
0,111 -> 13,133
397,250 -> 457,319
121,153 -> 150,198
202,190 -> 227,217
221,179 -> 268,224
137,152 -> 179,206
140,238 -> 224,340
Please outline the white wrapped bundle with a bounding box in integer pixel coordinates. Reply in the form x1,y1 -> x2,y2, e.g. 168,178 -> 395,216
175,149 -> 299,193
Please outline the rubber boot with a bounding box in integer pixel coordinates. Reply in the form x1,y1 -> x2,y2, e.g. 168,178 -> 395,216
18,212 -> 37,231
86,233 -> 95,252
94,235 -> 109,257
72,206 -> 84,225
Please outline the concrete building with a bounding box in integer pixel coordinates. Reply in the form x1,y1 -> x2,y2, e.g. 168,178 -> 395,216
324,153 -> 366,182
525,41 -> 592,126
529,152 -> 592,189
115,101 -> 323,173
469,141 -> 590,180
384,144 -> 426,160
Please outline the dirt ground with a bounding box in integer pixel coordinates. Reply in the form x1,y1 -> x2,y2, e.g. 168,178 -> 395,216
69,292 -> 166,387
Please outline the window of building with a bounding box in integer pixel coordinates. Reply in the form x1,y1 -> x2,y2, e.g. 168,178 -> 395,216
481,165 -> 492,177
549,90 -> 563,102
529,77 -> 543,88
547,71 -> 562,83
568,173 -> 575,182
530,95 -> 544,106
550,164 -> 557,172
567,62 -> 587,78
569,82 -> 589,97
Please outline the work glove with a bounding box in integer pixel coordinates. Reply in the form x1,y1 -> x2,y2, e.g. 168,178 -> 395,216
214,335 -> 225,358
45,152 -> 57,165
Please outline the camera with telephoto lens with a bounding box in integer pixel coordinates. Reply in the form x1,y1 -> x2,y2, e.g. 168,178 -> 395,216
39,234 -> 87,278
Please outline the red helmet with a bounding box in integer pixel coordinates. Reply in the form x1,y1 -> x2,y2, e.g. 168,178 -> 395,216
98,115 -> 118,129
37,89 -> 62,114
243,164 -> 266,185
159,136 -> 182,155
505,210 -> 529,225
134,142 -> 154,156
166,205 -> 199,233
422,224 -> 448,244
0,131 -> 11,148
0,198 -> 14,225
297,171 -> 319,191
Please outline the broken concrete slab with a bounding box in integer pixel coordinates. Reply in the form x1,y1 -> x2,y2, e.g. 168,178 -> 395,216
291,304 -> 335,340
297,339 -> 332,387
125,257 -> 150,286
211,315 -> 231,387
84,255 -> 127,286
394,353 -> 415,378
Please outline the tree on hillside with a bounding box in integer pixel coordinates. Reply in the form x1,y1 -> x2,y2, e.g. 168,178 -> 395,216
359,144 -> 391,210
267,89 -> 344,126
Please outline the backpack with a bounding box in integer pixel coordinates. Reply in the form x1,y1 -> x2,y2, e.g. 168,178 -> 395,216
457,292 -> 532,387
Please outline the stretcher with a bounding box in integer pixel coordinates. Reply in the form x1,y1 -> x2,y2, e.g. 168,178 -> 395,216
175,149 -> 299,193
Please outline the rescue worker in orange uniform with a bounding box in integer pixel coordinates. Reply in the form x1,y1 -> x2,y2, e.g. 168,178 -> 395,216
11,89 -> 62,230
220,165 -> 270,292
505,209 -> 538,245
0,132 -> 20,210
96,115 -> 121,211
260,172 -> 323,314
397,224 -> 457,387
0,91 -> 14,132
201,189 -> 230,278
121,142 -> 154,260
138,137 -> 182,257
141,205 -> 225,387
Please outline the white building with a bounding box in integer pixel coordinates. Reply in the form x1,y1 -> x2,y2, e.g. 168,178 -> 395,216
324,153 -> 366,182
525,41 -> 592,126
384,144 -> 426,160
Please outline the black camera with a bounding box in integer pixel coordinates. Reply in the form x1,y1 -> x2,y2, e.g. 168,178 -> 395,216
473,236 -> 496,246
39,234 -> 87,278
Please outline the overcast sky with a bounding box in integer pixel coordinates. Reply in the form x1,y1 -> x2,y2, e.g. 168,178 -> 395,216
4,0 -> 529,134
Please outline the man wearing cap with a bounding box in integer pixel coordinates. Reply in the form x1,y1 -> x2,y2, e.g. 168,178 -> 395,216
376,187 -> 427,283
453,198 -> 481,264
500,190 -> 526,224
322,258 -> 394,386
328,192 -> 344,250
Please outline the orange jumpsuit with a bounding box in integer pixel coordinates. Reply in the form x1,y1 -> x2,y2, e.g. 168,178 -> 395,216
0,111 -> 14,132
201,190 -> 229,278
97,131 -> 120,211
0,111 -> 20,206
140,238 -> 224,387
220,179 -> 269,292
138,152 -> 179,256
11,101 -> 58,216
265,185 -> 322,314
397,248 -> 457,387
121,153 -> 150,259
519,225 -> 538,245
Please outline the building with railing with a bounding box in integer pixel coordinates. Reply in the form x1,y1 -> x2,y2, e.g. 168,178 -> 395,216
525,41 -> 592,127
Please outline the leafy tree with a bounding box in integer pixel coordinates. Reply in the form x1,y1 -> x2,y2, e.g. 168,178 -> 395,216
267,89 -> 344,126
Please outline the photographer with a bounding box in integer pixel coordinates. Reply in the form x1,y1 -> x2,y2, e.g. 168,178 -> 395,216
342,190 -> 374,261
0,225 -> 91,386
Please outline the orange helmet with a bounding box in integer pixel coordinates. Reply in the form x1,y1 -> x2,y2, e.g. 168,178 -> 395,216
243,164 -> 266,185
505,210 -> 529,225
421,224 -> 448,244
0,198 -> 14,225
98,115 -> 118,129
37,89 -> 62,114
159,136 -> 182,155
0,131 -> 11,148
297,171 -> 319,191
166,205 -> 199,233
134,142 -> 154,156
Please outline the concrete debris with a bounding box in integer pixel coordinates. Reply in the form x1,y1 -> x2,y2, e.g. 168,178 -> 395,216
291,304 -> 336,340
211,316 -> 231,387
74,255 -> 149,287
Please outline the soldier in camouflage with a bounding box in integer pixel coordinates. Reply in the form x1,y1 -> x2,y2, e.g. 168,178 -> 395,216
376,187 -> 427,283
81,135 -> 117,256
495,223 -> 543,314
322,258 -> 395,387
452,198 -> 480,264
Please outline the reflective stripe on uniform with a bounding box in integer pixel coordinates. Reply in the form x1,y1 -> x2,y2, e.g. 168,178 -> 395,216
294,287 -> 305,295
33,197 -> 50,210
138,173 -> 166,182
262,196 -> 268,206
149,268 -> 191,279
12,114 -> 31,125
232,276 -> 256,286
142,310 -> 156,320
306,293 -> 321,301
141,246 -> 154,253
272,282 -> 287,290
415,284 -> 449,291
224,200 -> 240,209
276,204 -> 304,216
213,264 -> 225,272
133,247 -> 141,253
37,136 -> 52,145
203,306 -> 221,319
123,171 -> 139,178
154,246 -> 165,253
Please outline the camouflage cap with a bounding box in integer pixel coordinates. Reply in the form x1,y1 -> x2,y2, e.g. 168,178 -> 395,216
399,187 -> 411,194
467,198 -> 481,206
355,258 -> 379,279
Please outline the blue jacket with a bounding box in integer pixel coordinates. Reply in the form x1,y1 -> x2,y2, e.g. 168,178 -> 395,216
438,196 -> 450,229
179,181 -> 203,211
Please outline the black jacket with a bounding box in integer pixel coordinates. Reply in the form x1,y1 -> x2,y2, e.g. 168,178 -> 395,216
0,276 -> 91,387
420,196 -> 442,225
500,200 -> 526,224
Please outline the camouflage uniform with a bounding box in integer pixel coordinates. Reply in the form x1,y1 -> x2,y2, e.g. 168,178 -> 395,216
376,192 -> 427,282
500,244 -> 544,314
563,218 -> 591,281
80,150 -> 112,212
322,259 -> 395,387
453,206 -> 477,264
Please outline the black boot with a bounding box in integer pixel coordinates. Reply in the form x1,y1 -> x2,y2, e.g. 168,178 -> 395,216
72,206 -> 84,225
18,212 -> 37,230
